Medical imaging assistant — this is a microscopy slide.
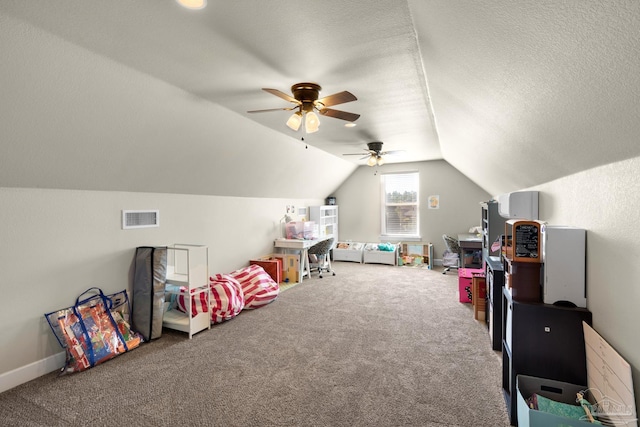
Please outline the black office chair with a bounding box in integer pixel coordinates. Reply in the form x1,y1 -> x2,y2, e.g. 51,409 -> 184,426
442,234 -> 461,275
308,237 -> 336,278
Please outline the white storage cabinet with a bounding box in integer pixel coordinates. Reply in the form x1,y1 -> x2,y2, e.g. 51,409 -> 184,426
309,205 -> 338,242
163,244 -> 210,339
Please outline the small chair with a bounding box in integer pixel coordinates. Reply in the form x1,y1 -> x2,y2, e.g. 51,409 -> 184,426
442,234 -> 461,275
308,238 -> 336,278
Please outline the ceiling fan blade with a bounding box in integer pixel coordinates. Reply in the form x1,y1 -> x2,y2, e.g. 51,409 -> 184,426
247,107 -> 296,113
317,91 -> 357,107
380,150 -> 406,156
318,108 -> 360,122
342,150 -> 375,158
262,88 -> 299,104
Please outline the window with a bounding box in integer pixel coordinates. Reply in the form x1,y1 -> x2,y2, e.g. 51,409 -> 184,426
381,172 -> 419,238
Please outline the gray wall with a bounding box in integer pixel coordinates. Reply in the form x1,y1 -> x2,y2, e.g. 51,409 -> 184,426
333,160 -> 491,259
0,13 -> 346,391
533,157 -> 640,411
335,157 -> 640,411
0,188 -> 324,390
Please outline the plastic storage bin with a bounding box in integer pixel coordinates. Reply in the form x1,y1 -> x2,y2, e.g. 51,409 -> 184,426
285,221 -> 316,239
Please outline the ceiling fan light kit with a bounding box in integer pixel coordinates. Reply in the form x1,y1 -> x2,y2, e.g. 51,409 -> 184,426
304,111 -> 320,133
366,155 -> 385,167
176,0 -> 207,10
286,112 -> 302,131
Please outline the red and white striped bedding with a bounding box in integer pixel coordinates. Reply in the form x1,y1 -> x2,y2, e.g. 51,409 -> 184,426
227,264 -> 279,309
209,274 -> 245,323
176,288 -> 209,317
175,264 -> 279,323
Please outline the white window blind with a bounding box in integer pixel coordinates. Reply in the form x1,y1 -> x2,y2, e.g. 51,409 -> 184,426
381,172 -> 419,237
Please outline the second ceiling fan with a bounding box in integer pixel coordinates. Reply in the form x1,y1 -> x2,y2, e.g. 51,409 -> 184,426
343,142 -> 405,166
247,82 -> 360,133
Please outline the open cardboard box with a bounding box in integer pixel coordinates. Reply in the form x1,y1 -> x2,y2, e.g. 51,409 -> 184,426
517,322 -> 637,427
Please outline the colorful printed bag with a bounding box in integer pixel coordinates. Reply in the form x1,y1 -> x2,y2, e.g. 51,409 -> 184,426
45,287 -> 143,374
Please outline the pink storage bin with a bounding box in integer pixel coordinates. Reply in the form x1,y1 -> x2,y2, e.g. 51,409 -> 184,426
458,267 -> 483,303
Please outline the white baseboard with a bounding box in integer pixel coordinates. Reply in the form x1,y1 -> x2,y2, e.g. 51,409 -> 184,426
0,352 -> 65,394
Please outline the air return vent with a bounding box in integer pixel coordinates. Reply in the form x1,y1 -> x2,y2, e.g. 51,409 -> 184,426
122,210 -> 160,229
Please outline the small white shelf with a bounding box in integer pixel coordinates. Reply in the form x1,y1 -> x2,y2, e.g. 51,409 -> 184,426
163,244 -> 210,339
166,244 -> 208,287
162,305 -> 210,339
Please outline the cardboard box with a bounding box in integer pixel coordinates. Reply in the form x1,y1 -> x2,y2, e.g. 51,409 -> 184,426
516,323 -> 637,427
517,375 -> 594,427
250,257 -> 283,283
472,275 -> 486,321
271,253 -> 300,283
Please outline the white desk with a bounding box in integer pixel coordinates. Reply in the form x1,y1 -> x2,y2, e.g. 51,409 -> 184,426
274,237 -> 328,283
458,234 -> 483,268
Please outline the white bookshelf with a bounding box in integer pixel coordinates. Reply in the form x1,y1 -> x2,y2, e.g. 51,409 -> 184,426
163,244 -> 210,339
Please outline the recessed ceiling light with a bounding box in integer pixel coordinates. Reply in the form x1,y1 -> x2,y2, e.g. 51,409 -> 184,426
176,0 -> 207,10
344,123 -> 357,128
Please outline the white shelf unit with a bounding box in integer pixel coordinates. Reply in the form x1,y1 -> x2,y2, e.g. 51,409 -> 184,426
163,244 -> 210,339
309,205 -> 338,243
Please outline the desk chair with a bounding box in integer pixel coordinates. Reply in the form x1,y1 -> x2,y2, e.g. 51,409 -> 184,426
308,238 -> 336,278
442,234 -> 461,275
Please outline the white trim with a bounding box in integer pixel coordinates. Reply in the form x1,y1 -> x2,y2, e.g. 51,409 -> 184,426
379,235 -> 421,242
0,352 -> 65,393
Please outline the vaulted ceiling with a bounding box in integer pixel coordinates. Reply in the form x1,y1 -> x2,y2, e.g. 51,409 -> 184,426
2,1 -> 639,196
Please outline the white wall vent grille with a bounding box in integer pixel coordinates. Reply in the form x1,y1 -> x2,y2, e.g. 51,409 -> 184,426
122,210 -> 160,229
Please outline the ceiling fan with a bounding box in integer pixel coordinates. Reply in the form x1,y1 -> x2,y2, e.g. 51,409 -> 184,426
247,82 -> 360,133
343,142 -> 405,166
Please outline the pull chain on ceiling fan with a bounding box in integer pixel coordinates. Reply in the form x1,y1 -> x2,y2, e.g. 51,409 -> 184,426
248,83 -> 360,134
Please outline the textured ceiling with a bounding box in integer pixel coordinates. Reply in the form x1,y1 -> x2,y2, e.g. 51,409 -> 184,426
2,0 -> 639,195
0,1 -> 440,166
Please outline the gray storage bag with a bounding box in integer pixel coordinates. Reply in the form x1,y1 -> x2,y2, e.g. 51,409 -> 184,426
132,246 -> 167,341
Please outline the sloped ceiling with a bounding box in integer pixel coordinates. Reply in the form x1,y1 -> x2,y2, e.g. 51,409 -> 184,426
1,1 -> 639,197
410,1 -> 640,195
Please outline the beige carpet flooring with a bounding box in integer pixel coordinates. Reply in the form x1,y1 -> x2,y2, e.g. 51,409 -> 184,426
0,261 -> 510,426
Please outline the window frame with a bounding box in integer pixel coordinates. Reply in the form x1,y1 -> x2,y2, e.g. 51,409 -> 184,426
379,171 -> 420,240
